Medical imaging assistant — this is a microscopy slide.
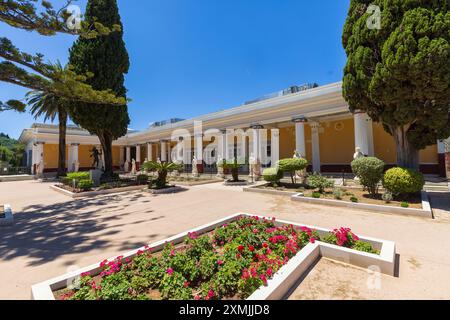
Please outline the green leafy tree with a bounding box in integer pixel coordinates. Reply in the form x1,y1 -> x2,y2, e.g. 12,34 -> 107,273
27,63 -> 70,177
342,1 -> 450,169
0,99 -> 26,112
0,1 -> 126,107
68,0 -> 129,178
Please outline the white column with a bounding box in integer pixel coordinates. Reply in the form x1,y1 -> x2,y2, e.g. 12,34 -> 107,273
354,111 -> 374,156
167,142 -> 172,162
126,146 -> 131,162
33,142 -> 45,176
147,143 -> 153,162
195,134 -> 203,162
225,129 -> 233,161
161,141 -> 167,162
271,129 -> 280,166
69,144 -> 79,172
136,145 -> 141,163
251,128 -> 261,161
294,120 -> 307,158
310,122 -> 321,173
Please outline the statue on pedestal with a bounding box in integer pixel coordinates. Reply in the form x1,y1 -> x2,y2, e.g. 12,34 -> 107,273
124,160 -> 130,173
90,147 -> 103,170
353,147 -> 364,181
37,159 -> 45,178
192,156 -> 199,177
293,150 -> 306,184
216,156 -> 225,179
249,153 -> 260,179
353,147 -> 365,160
131,159 -> 137,175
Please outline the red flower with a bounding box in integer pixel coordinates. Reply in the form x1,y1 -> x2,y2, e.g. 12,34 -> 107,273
207,290 -> 215,299
262,243 -> 269,248
237,245 -> 245,252
248,245 -> 255,252
183,281 -> 190,288
266,268 -> 273,277
310,237 -> 316,244
260,274 -> 268,284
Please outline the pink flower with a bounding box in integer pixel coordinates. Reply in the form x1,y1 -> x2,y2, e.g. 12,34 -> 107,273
253,228 -> 259,234
217,260 -> 224,266
266,268 -> 273,277
194,295 -> 201,300
207,290 -> 215,299
81,272 -> 91,277
310,237 -> 316,244
188,232 -> 198,240
166,267 -> 174,276
260,274 -> 268,284
184,281 -> 190,288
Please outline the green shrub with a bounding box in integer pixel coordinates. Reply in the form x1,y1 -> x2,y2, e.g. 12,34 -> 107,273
350,196 -> 358,203
401,202 -> 409,208
307,173 -> 334,193
353,241 -> 378,254
333,188 -> 343,200
382,192 -> 393,203
351,157 -> 385,196
78,179 -> 93,191
262,167 -> 284,186
67,172 -> 90,181
382,167 -> 425,196
277,158 -> 308,184
311,192 -> 321,198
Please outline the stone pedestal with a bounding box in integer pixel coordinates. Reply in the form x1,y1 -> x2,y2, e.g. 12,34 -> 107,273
90,169 -> 103,187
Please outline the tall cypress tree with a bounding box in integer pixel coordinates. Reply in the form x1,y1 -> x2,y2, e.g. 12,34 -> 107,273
342,0 -> 450,169
68,0 -> 130,177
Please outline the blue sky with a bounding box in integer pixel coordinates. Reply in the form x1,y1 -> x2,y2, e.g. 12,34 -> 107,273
0,0 -> 350,139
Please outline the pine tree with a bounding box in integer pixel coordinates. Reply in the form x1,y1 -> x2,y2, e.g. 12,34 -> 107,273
68,0 -> 130,177
342,0 -> 450,169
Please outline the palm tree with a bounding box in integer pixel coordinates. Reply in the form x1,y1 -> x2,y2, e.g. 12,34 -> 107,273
27,91 -> 68,177
142,161 -> 182,188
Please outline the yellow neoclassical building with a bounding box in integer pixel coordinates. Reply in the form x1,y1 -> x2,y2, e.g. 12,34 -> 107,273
19,82 -> 447,177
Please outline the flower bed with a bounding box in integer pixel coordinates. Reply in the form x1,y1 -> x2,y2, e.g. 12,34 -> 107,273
53,216 -> 378,300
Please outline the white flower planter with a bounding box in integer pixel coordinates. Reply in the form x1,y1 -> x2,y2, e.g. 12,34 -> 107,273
31,213 -> 396,300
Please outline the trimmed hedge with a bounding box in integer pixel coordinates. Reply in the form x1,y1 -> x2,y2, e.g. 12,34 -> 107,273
307,173 -> 334,193
277,158 -> 308,184
262,167 -> 284,186
78,179 -> 93,191
351,157 -> 385,195
382,167 -> 424,196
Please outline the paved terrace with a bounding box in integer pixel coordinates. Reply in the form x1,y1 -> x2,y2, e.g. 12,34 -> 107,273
0,180 -> 449,299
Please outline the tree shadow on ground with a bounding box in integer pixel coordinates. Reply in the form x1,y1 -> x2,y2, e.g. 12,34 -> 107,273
0,193 -> 163,266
